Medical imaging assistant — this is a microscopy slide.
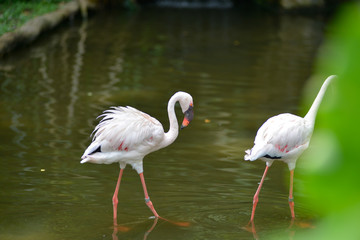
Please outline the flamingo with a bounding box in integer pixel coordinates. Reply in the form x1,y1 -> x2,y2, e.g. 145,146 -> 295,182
244,75 -> 336,222
81,91 -> 194,224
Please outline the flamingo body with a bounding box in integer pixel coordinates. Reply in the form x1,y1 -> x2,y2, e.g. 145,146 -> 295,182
81,106 -> 166,172
245,113 -> 312,170
81,91 -> 194,222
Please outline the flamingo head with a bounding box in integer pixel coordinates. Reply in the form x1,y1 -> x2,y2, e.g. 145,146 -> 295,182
178,92 -> 194,129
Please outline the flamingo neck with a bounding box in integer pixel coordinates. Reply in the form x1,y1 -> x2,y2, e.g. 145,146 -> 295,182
162,94 -> 181,148
304,75 -> 335,125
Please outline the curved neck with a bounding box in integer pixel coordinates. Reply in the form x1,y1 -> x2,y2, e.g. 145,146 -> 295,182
162,94 -> 181,148
304,75 -> 335,125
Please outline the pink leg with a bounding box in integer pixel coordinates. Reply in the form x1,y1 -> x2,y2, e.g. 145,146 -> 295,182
139,172 -> 160,218
113,168 -> 124,225
249,165 -> 269,223
289,170 -> 295,219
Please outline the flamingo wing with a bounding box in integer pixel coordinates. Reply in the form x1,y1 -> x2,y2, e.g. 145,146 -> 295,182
245,113 -> 312,161
82,106 -> 164,158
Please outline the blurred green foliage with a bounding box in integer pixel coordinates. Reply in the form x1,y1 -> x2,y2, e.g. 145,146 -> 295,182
305,3 -> 360,212
277,3 -> 360,240
0,0 -> 71,36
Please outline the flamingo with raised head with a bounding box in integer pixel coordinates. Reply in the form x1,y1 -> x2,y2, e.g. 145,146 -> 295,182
81,91 -> 194,224
244,75 -> 336,222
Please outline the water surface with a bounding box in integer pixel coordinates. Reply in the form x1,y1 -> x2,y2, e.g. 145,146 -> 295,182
0,7 -> 326,240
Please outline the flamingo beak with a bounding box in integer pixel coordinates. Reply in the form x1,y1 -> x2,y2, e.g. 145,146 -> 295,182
181,104 -> 194,129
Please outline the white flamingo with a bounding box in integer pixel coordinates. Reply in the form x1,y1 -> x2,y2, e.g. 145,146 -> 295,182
81,91 -> 194,223
244,75 -> 336,222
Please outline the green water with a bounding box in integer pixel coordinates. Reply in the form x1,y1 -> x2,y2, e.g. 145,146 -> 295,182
0,7 -> 326,240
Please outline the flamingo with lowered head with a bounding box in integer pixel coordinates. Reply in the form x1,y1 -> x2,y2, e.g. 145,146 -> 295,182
81,91 -> 194,224
244,75 -> 336,222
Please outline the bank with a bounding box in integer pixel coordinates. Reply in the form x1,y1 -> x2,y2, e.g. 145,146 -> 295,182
0,0 -> 94,58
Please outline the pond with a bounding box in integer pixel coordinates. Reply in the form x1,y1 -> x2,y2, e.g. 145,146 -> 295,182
0,6 -> 327,240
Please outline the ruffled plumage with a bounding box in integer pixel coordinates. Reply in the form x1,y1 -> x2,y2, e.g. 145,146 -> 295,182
81,106 -> 165,167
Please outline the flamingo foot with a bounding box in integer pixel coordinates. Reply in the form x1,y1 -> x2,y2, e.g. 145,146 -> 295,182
114,225 -> 132,232
158,216 -> 191,227
112,223 -> 131,240
242,221 -> 258,239
242,221 -> 255,233
294,220 -> 316,229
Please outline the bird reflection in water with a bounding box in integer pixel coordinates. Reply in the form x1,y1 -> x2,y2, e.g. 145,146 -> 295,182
244,218 -> 315,240
112,216 -> 190,240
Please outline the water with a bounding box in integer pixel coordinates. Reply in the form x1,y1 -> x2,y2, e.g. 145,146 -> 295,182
0,7 -> 326,240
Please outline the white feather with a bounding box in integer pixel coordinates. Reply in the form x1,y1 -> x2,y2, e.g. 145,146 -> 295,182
244,113 -> 312,167
94,106 -> 164,151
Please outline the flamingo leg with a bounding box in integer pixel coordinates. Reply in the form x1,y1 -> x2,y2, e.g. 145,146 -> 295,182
249,165 -> 269,223
288,170 -> 295,219
112,168 -> 124,225
139,172 -> 160,218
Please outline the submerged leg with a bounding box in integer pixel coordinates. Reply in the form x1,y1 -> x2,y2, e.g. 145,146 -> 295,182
113,168 -> 124,225
139,172 -> 160,218
143,217 -> 159,240
249,165 -> 269,223
288,170 -> 295,219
